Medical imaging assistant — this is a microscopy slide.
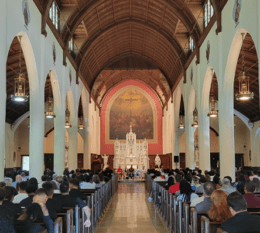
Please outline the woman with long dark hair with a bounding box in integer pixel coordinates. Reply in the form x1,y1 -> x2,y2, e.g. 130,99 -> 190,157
207,190 -> 232,223
177,180 -> 198,202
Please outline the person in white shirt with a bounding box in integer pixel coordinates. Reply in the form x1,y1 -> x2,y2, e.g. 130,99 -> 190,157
249,169 -> 259,181
13,181 -> 28,204
80,175 -> 96,189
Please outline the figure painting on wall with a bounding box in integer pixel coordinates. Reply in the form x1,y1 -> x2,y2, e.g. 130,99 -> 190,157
233,0 -> 241,26
22,0 -> 30,29
110,89 -> 154,140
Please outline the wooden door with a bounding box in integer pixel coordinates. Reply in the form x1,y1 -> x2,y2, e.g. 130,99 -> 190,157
44,154 -> 54,171
78,154 -> 83,169
179,153 -> 185,169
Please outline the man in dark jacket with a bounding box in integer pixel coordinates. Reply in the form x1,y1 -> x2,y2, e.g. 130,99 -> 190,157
69,178 -> 88,202
42,181 -> 63,220
221,192 -> 260,233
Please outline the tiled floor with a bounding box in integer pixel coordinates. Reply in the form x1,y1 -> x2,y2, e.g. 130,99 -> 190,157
95,183 -> 169,233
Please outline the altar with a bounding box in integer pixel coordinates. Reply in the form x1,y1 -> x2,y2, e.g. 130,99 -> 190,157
113,126 -> 149,169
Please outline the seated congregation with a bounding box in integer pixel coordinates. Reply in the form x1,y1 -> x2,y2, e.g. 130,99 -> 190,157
0,167 -> 117,233
147,167 -> 260,233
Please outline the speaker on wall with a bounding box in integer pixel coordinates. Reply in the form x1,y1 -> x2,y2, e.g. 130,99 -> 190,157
174,155 -> 179,163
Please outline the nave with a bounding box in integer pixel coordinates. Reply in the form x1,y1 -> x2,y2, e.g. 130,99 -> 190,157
95,183 -> 168,233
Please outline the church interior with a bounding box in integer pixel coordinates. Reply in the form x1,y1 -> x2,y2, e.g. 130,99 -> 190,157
1,0 -> 260,232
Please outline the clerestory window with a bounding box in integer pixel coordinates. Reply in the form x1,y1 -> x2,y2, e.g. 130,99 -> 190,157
49,1 -> 59,30
204,0 -> 214,28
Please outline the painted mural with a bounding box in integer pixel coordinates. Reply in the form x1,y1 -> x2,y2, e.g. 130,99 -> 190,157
110,89 -> 153,140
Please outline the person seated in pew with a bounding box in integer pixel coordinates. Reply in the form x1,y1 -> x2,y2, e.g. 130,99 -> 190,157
195,176 -> 207,194
0,188 -> 16,232
20,185 -> 38,209
236,182 -> 245,195
128,166 -> 135,179
80,175 -> 96,190
166,177 -> 175,192
169,174 -> 182,194
252,178 -> 260,192
153,171 -> 165,182
195,182 -> 215,212
244,181 -> 260,207
42,182 -> 63,220
218,178 -> 236,195
249,169 -> 259,181
177,180 -> 199,203
213,175 -> 222,189
69,178 -> 89,201
93,175 -> 103,188
98,173 -> 106,187
2,186 -> 21,220
221,192 -> 260,233
13,181 -> 28,204
58,182 -> 91,227
14,202 -> 54,233
207,190 -> 232,222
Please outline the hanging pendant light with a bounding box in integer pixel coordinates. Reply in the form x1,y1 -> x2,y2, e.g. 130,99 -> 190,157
11,36 -> 29,102
78,116 -> 85,130
178,115 -> 185,129
235,33 -> 254,101
65,100 -> 72,128
191,107 -> 199,128
207,92 -> 218,118
45,86 -> 56,119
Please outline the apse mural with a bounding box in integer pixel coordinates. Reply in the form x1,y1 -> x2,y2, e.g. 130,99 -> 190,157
109,89 -> 153,140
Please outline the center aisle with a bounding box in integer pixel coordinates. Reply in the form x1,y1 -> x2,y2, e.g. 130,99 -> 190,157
95,183 -> 168,233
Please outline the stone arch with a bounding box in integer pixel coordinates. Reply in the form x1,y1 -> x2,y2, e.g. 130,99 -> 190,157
66,89 -> 76,120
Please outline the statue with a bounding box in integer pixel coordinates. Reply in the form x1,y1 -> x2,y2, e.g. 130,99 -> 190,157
102,154 -> 109,169
155,154 -> 161,168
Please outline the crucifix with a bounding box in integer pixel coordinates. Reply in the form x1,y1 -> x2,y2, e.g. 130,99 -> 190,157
125,97 -> 138,119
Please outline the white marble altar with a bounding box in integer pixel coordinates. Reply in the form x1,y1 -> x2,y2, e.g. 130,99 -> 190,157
114,126 -> 149,169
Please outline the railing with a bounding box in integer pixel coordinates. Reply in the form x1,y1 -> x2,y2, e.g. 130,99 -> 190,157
55,173 -> 118,233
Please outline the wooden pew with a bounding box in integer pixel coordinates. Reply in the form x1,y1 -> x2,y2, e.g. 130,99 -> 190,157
201,216 -> 222,233
54,217 -> 63,233
189,208 -> 197,233
217,228 -> 228,233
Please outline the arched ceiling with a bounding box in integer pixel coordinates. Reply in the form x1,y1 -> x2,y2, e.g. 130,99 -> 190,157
40,0 -> 213,92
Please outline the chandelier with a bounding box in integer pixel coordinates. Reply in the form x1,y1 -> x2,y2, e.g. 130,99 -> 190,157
45,86 -> 56,119
65,100 -> 72,128
207,76 -> 218,118
178,115 -> 185,129
11,36 -> 29,102
78,116 -> 85,130
235,33 -> 254,101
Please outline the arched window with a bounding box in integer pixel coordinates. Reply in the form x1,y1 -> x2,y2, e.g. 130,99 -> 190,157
204,0 -> 214,28
189,37 -> 194,51
49,1 -> 59,30
68,38 -> 74,52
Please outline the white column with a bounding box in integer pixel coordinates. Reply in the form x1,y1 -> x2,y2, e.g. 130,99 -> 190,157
184,118 -> 195,169
68,118 -> 78,171
0,0 -> 7,181
53,104 -> 65,176
218,88 -> 235,180
84,126 -> 91,169
173,134 -> 181,169
198,108 -> 211,173
29,91 -> 45,181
